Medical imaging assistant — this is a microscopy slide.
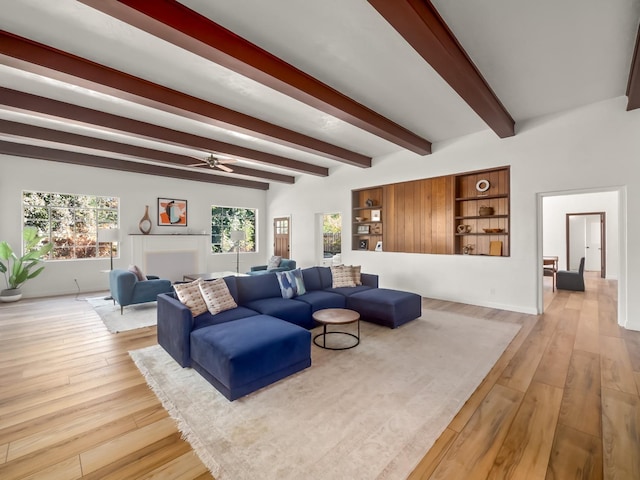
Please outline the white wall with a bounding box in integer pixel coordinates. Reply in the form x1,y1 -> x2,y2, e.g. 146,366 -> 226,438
267,97 -> 640,330
543,191 -> 619,278
0,157 -> 266,297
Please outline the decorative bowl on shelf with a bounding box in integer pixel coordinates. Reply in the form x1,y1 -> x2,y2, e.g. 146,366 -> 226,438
483,228 -> 504,233
355,216 -> 365,222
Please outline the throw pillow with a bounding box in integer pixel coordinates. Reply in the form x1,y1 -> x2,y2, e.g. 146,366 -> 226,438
350,265 -> 362,286
331,265 -> 356,288
173,279 -> 208,316
128,264 -> 146,281
276,268 -> 306,299
266,255 -> 282,270
199,278 -> 238,315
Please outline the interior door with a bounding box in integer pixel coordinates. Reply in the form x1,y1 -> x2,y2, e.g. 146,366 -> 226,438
273,217 -> 290,259
566,212 -> 605,277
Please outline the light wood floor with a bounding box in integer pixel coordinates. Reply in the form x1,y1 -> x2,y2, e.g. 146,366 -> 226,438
1,273 -> 638,479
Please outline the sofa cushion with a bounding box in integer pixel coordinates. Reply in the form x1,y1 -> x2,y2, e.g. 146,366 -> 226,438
347,288 -> 422,329
243,297 -> 313,329
236,274 -> 282,303
331,265 -> 356,288
190,315 -> 311,400
318,266 -> 333,289
301,267 -> 322,291
267,255 -> 282,270
173,279 -> 207,316
295,290 -> 346,313
326,285 -> 373,297
193,306 -> 260,331
276,268 -> 306,298
199,278 -> 238,314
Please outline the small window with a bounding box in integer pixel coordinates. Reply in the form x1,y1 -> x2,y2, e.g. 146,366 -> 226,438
211,206 -> 256,253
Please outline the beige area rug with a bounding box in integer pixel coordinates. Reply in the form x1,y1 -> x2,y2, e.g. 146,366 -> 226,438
130,310 -> 521,480
86,296 -> 157,333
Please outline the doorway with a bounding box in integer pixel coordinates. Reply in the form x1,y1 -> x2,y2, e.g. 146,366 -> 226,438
273,217 -> 290,259
566,212 -> 605,277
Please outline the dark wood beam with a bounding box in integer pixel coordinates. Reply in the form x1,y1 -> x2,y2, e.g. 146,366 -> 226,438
0,87 -> 328,176
368,0 -> 515,138
626,23 -> 640,111
0,140 -> 269,190
77,0 -> 432,154
0,119 -> 295,184
0,31 -> 370,168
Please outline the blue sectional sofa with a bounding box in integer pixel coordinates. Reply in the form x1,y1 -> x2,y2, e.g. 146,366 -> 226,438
157,266 -> 421,400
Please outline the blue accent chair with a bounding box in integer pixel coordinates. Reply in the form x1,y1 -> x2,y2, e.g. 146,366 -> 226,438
247,259 -> 296,275
109,269 -> 173,314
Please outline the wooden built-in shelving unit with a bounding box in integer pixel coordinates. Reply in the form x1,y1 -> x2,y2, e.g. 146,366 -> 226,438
351,166 -> 510,256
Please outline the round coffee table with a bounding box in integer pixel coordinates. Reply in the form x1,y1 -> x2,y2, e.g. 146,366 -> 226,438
312,308 -> 360,350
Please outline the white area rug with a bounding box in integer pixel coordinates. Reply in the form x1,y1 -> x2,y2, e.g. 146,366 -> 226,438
130,310 -> 520,480
87,296 -> 157,333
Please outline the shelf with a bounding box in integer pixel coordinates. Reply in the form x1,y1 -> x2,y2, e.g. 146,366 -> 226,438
353,205 -> 383,211
456,232 -> 508,236
455,194 -> 508,202
455,214 -> 508,220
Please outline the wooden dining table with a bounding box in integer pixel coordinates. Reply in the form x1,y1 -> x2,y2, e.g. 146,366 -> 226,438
543,256 -> 559,291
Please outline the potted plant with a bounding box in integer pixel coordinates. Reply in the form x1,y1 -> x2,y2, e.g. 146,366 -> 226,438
0,227 -> 53,302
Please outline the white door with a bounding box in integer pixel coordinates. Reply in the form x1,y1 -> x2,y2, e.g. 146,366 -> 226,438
568,216 -> 586,270
585,214 -> 601,271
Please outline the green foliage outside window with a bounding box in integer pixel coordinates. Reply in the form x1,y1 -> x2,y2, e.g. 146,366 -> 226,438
211,206 -> 256,253
22,191 -> 119,261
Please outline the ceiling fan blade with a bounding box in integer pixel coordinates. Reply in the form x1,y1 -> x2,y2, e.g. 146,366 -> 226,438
217,158 -> 236,164
217,164 -> 234,173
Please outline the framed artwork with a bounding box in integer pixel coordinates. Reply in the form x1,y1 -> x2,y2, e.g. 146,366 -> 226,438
158,198 -> 187,226
357,224 -> 370,234
375,241 -> 383,252
359,239 -> 369,250
371,209 -> 381,222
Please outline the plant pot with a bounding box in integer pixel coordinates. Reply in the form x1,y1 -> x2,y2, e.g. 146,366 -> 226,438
0,288 -> 23,302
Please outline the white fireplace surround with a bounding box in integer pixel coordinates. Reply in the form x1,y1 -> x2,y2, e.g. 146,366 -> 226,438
130,234 -> 209,282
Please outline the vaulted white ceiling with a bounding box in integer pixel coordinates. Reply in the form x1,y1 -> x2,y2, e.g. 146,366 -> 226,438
1,0 -> 639,189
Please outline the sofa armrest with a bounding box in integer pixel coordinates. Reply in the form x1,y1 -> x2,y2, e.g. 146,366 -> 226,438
361,273 -> 379,288
157,292 -> 194,367
250,265 -> 268,272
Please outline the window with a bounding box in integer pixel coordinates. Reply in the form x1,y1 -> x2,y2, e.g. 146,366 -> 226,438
211,206 -> 256,253
323,213 -> 342,258
22,191 -> 119,261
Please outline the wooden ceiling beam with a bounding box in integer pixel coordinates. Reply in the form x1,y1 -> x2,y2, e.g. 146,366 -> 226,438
0,119 -> 295,184
77,0 -> 433,155
0,140 -> 269,190
0,31 -> 370,168
368,0 -> 515,138
626,23 -> 640,111
0,87 -> 328,176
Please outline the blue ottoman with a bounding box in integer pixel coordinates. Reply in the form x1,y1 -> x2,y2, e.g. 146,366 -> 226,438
190,315 -> 311,400
347,288 -> 422,328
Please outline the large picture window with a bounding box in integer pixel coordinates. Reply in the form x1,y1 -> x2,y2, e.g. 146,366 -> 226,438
211,206 -> 256,253
22,191 -> 119,261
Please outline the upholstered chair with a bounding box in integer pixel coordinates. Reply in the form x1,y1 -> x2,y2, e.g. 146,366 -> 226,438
109,269 -> 173,314
556,257 -> 586,292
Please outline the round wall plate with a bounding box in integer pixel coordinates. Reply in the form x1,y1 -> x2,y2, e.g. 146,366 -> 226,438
475,179 -> 490,192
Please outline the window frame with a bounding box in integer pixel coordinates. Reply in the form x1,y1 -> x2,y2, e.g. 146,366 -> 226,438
22,190 -> 120,262
210,205 -> 257,254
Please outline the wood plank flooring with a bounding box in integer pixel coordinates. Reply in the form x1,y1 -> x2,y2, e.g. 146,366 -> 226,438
0,272 -> 638,479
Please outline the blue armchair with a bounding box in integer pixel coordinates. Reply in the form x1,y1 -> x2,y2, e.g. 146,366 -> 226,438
247,259 -> 297,276
109,269 -> 173,314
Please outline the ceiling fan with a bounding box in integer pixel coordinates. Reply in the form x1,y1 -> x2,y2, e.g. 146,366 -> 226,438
190,154 -> 236,173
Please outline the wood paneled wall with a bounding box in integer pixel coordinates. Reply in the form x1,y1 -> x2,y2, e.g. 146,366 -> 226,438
383,175 -> 454,254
